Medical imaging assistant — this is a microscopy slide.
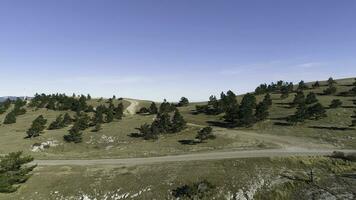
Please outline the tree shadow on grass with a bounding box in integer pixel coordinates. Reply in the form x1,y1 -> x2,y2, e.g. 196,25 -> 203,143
274,122 -> 294,126
341,106 -> 356,109
308,126 -> 355,131
128,132 -> 144,138
206,120 -> 237,128
178,139 -> 200,145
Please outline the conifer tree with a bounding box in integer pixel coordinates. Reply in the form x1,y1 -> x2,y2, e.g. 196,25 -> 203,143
62,113 -> 73,125
3,111 -> 16,124
238,93 -> 256,126
327,77 -> 336,86
63,124 -> 82,143
178,97 -> 189,107
154,112 -> 172,133
171,109 -> 186,133
223,103 -> 239,123
196,127 -> 215,142
149,102 -> 158,114
305,92 -> 318,104
297,80 -> 308,91
114,103 -> 124,119
307,103 -> 326,120
255,101 -> 269,121
329,99 -> 342,108
26,115 -> 47,138
293,91 -> 305,106
48,114 -> 65,130
106,109 -> 114,123
262,93 -> 272,107
288,103 -> 308,123
324,85 -> 337,95
312,81 -> 320,88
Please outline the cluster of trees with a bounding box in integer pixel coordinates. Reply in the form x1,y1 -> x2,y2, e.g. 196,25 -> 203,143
0,152 -> 35,193
26,115 -> 47,138
48,113 -> 73,130
29,93 -> 90,113
288,92 -> 326,123
323,77 -> 337,95
136,101 -> 186,140
3,99 -> 27,124
0,99 -> 12,114
196,91 -> 271,127
254,81 -> 294,95
137,102 -> 158,115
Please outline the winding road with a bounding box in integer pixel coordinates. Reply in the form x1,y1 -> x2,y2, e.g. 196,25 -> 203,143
33,148 -> 356,166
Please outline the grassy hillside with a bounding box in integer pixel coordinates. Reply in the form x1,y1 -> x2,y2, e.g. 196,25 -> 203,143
0,77 -> 355,160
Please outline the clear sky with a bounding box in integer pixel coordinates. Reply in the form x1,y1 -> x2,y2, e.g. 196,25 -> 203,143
1,0 -> 355,101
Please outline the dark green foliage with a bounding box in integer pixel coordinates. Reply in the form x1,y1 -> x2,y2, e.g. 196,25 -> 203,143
254,81 -> 293,95
324,85 -> 337,95
3,112 -> 16,124
136,123 -> 158,140
171,109 -> 186,132
255,101 -> 269,121
262,93 -> 272,107
177,97 -> 189,107
159,99 -> 176,113
0,152 -> 36,193
329,99 -> 342,108
106,109 -> 114,123
75,113 -> 90,131
223,103 -> 239,123
292,91 -> 305,106
237,93 -> 256,126
280,87 -> 290,99
288,103 -> 308,123
220,90 -> 238,113
350,86 -> 356,95
297,80 -> 308,91
149,102 -> 158,114
29,93 -> 88,112
63,124 -> 82,143
196,127 -> 215,142
0,99 -> 12,114
26,115 -> 47,138
62,113 -> 73,125
305,92 -> 318,104
87,94 -> 91,100
327,77 -> 336,86
312,81 -> 320,88
307,103 -> 326,120
154,112 -> 172,134
171,180 -> 215,199
137,107 -> 150,114
48,114 -> 65,130
114,103 -> 124,120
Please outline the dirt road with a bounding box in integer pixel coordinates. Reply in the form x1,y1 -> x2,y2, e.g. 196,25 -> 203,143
33,148 -> 356,166
124,99 -> 139,115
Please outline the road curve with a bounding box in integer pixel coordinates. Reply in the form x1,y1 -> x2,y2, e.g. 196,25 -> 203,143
32,148 -> 356,166
124,99 -> 139,115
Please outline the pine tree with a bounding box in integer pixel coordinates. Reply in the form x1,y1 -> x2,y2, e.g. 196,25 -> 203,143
106,109 -> 114,123
293,91 -> 305,106
327,77 -> 336,86
305,92 -> 318,104
62,113 -> 73,125
297,80 -> 308,91
178,97 -> 189,107
114,103 -> 124,119
196,127 -> 215,142
262,93 -> 272,107
324,85 -> 337,95
255,101 -> 269,121
312,81 -> 320,88
171,109 -> 186,133
238,93 -> 256,126
63,124 -> 82,143
223,103 -> 239,123
329,99 -> 342,108
26,115 -> 47,138
280,87 -> 289,99
3,111 -> 16,124
149,102 -> 158,114
76,113 -> 90,130
288,103 -> 308,123
48,114 -> 65,130
154,112 -> 171,133
307,103 -> 326,120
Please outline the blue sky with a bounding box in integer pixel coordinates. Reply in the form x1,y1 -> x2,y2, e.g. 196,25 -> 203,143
0,0 -> 355,101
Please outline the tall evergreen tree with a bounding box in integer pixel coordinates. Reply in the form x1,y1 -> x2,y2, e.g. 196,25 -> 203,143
305,92 -> 318,104
297,80 -> 308,91
255,101 -> 269,121
307,103 -> 327,120
262,93 -> 272,107
293,91 -> 305,106
48,114 -> 65,130
149,102 -> 158,114
288,103 -> 308,123
312,81 -> 320,88
106,109 -> 114,123
62,113 -> 73,125
327,77 -> 336,86
329,99 -> 342,108
114,103 -> 124,119
178,97 -> 189,107
324,85 -> 337,95
3,111 -> 16,124
63,124 -> 82,143
238,93 -> 256,126
171,109 -> 187,132
26,115 -> 47,138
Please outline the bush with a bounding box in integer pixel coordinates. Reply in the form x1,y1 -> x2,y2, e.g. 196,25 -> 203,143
3,112 -> 16,124
172,180 -> 215,199
196,127 -> 215,142
0,152 -> 36,193
329,99 -> 342,108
